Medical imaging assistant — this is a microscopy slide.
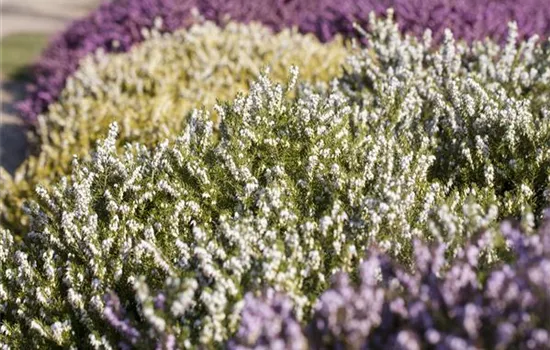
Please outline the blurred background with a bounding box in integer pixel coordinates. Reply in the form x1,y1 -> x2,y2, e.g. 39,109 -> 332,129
1,0 -> 98,174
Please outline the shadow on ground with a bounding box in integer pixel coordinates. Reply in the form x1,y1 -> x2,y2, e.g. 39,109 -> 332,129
1,80 -> 29,175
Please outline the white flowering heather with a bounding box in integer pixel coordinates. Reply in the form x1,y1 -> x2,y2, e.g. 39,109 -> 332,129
1,14 -> 549,348
341,11 -> 550,219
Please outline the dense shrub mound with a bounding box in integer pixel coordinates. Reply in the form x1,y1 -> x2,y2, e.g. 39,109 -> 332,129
0,21 -> 347,235
230,212 -> 550,349
340,14 -> 550,220
1,14 -> 549,347
17,0 -> 550,125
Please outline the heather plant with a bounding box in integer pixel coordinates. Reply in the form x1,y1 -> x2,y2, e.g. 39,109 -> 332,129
0,20 -> 347,236
1,16 -> 550,348
18,0 -> 550,125
340,12 -> 550,220
200,0 -> 550,44
230,210 -> 550,349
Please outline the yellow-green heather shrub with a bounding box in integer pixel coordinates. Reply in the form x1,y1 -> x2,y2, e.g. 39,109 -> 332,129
0,20 -> 348,235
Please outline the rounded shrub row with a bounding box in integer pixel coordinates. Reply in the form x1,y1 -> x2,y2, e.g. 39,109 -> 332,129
17,0 -> 550,125
1,15 -> 549,348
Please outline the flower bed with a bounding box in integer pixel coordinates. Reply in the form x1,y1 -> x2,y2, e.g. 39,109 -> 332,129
1,15 -> 549,347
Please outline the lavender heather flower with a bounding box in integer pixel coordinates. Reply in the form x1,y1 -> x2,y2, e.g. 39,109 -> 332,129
103,278 -> 193,349
228,289 -> 307,350
232,211 -> 550,349
103,292 -> 141,346
17,0 -> 550,125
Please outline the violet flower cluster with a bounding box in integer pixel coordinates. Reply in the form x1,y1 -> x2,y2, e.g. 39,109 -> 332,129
17,0 -> 550,125
231,210 -> 550,349
228,289 -> 307,350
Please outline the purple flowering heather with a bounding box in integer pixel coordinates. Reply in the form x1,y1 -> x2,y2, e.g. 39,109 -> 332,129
104,293 -> 141,346
231,210 -> 550,349
17,0 -> 550,125
199,0 -> 550,43
103,287 -> 179,350
228,290 -> 307,350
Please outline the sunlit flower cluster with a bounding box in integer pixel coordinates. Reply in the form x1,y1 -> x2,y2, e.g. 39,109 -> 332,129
340,11 -> 549,223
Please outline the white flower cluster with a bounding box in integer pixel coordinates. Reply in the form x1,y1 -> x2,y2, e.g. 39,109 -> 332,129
1,13 -> 549,349
341,11 -> 549,228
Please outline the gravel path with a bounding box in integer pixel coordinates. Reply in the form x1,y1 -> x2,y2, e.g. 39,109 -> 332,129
0,0 -> 99,174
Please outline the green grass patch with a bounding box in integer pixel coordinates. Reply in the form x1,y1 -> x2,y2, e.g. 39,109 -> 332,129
1,32 -> 50,81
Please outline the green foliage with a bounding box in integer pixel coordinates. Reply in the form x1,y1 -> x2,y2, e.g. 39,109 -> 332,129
0,32 -> 50,81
